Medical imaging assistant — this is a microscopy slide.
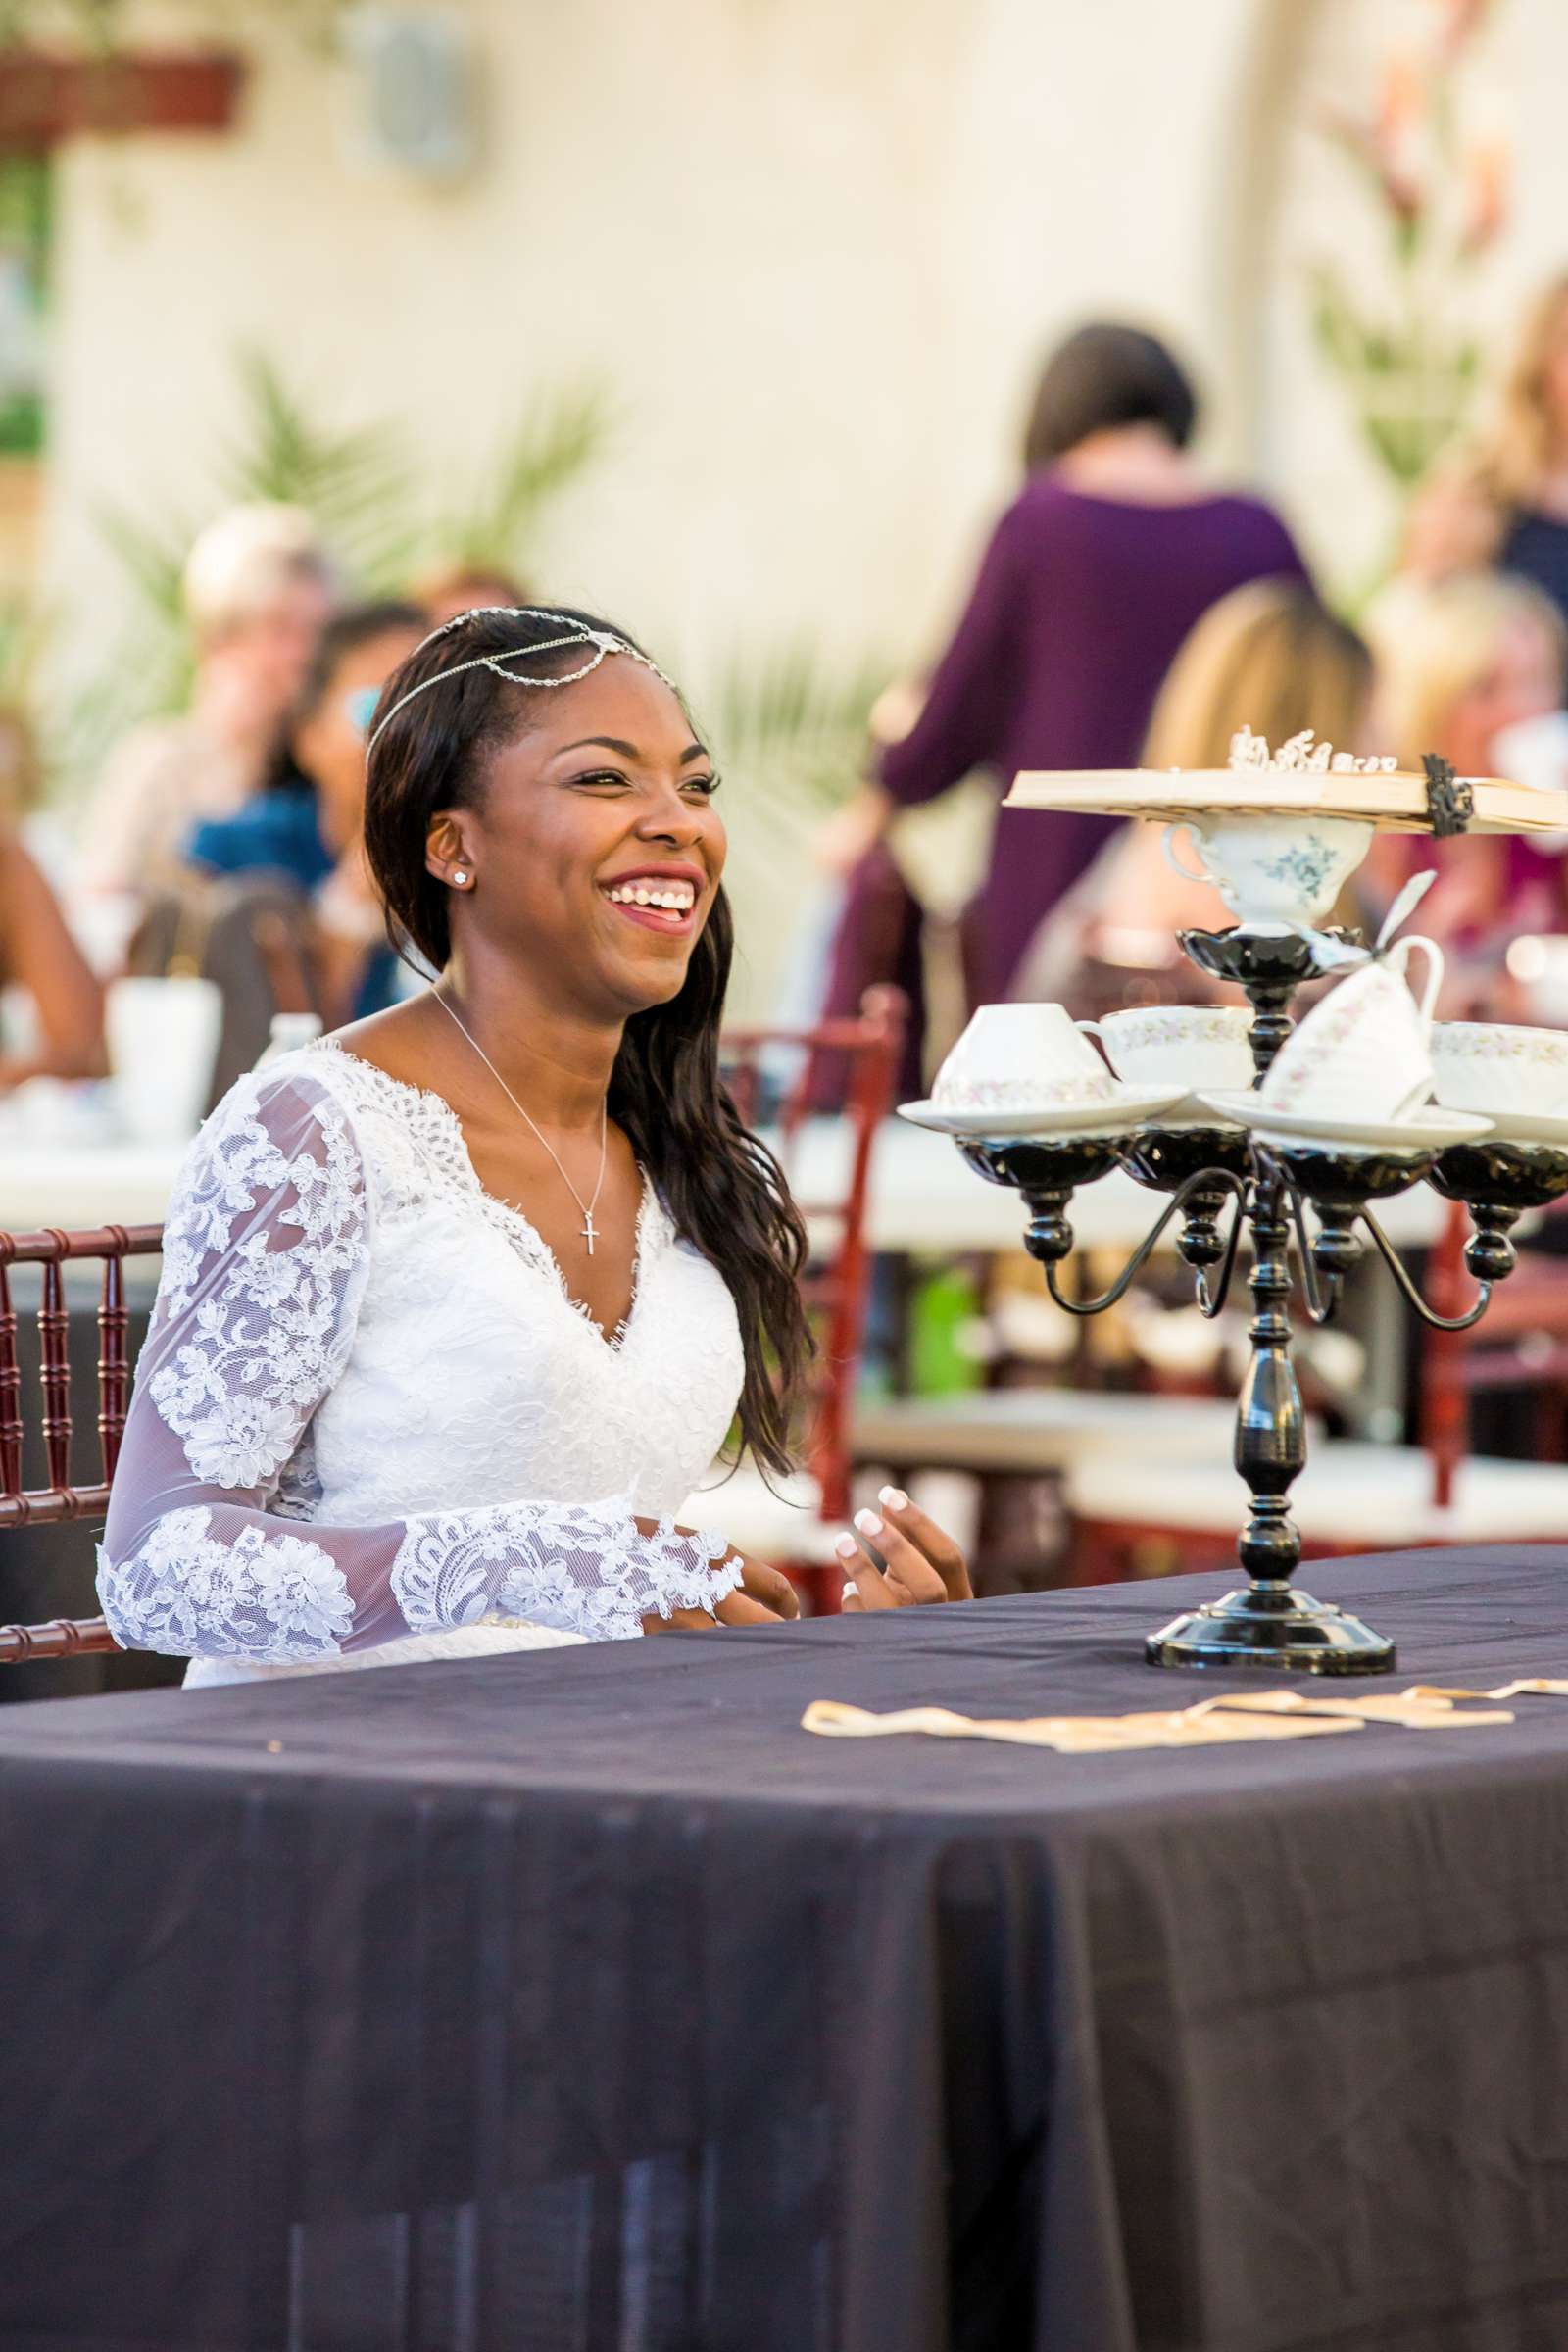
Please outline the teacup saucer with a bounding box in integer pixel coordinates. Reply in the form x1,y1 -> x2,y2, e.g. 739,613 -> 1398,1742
1441,1105 -> 1568,1149
1195,1093 -> 1494,1154
1156,1091 -> 1250,1130
898,1083 -> 1189,1140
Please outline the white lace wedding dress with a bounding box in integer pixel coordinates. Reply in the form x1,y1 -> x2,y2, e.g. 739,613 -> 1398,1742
96,1040 -> 747,1687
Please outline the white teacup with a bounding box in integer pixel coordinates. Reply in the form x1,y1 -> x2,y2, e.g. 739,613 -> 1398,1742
1259,936 -> 1443,1125
1163,814 -> 1374,931
1431,1020 -> 1568,1117
933,1002 -> 1113,1111
106,975 -> 223,1145
1088,1005 -> 1254,1095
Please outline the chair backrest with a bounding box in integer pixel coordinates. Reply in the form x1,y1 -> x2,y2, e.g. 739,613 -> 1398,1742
0,1223 -> 164,1663
719,986 -> 907,1521
129,874 -> 322,1105
1422,1197 -> 1568,1508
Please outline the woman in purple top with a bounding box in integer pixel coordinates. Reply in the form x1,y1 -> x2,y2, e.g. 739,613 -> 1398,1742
820,324 -> 1310,1054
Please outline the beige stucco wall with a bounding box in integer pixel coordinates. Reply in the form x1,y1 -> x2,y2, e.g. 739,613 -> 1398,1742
30,0 -> 1564,1011
42,0 -> 1261,683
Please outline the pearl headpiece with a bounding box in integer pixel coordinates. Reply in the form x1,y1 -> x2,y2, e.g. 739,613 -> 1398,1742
366,605 -> 678,755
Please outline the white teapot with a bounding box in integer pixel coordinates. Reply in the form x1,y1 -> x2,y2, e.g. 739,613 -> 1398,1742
1258,874 -> 1444,1125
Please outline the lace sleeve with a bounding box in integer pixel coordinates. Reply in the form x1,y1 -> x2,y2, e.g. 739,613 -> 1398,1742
97,1065 -> 739,1665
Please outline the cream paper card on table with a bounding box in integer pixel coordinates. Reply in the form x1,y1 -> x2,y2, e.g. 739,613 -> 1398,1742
798,1683 -> 1566,1756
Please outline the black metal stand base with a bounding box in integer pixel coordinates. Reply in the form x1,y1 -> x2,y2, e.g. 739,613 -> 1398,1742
1145,1583 -> 1396,1675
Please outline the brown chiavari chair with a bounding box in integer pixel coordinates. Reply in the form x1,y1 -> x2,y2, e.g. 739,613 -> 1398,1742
0,1223 -> 164,1665
696,985 -> 907,1612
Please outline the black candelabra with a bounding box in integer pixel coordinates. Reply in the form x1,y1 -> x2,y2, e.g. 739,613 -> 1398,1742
960,926 -> 1568,1675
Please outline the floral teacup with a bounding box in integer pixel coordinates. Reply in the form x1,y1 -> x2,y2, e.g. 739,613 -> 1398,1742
1162,815 -> 1375,931
1259,936 -> 1443,1125
1431,1020 -> 1568,1118
933,1003 -> 1114,1111
1088,1005 -> 1254,1095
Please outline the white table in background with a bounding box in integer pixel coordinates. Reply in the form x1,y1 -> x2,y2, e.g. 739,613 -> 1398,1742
782,1118 -> 1447,1256
0,1144 -> 185,1233
0,1118 -> 1449,1253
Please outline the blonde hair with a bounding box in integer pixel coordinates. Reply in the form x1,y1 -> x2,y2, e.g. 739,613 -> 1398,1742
1472,272 -> 1568,509
413,560 -> 531,622
1369,570 -> 1567,764
1408,274 -> 1568,567
0,707 -> 39,816
1143,580 -> 1373,769
180,503 -> 337,644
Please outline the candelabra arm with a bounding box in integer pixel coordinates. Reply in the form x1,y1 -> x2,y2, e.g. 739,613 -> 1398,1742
1194,1188 -> 1248,1320
1044,1167 -> 1248,1317
1288,1185 -> 1344,1326
1360,1210 -> 1493,1331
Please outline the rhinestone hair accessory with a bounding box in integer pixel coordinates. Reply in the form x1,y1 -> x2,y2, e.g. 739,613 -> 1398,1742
366,606 -> 678,754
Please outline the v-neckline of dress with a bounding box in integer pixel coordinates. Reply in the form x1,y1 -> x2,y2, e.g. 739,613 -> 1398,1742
315,1038 -> 661,1353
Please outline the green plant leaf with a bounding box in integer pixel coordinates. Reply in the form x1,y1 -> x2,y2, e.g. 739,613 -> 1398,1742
439,384 -> 615,573
712,641 -> 892,814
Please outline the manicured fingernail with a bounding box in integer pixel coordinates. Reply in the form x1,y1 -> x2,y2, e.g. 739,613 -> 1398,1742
879,1487 -> 908,1511
835,1533 -> 858,1560
855,1510 -> 883,1539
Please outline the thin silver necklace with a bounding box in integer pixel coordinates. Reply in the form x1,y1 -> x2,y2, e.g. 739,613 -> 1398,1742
433,990 -> 610,1254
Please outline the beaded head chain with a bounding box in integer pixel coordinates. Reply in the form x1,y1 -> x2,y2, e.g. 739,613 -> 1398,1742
366,605 -> 679,755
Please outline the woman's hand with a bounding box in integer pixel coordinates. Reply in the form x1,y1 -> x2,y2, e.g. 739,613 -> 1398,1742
716,1555 -> 802,1625
639,1550 -> 802,1634
834,1488 -> 973,1611
813,782 -> 895,879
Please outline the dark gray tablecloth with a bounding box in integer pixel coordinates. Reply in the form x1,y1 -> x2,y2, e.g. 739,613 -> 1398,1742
4,1549 -> 1568,2352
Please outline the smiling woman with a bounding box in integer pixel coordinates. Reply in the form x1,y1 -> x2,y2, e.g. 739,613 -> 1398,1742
95,603 -> 972,1686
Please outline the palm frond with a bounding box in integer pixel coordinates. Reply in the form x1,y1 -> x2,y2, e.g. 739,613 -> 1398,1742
212,347 -> 420,586
712,641 -> 891,813
81,346 -> 614,782
441,384 -> 614,570
94,500 -> 191,623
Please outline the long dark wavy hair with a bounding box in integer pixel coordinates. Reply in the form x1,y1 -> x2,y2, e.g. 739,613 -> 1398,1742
363,604 -> 811,1479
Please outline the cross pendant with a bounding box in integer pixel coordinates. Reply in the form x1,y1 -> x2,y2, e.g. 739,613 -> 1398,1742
581,1210 -> 598,1255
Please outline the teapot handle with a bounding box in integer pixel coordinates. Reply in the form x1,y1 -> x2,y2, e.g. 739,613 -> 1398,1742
1161,822 -> 1211,886
1075,1017 -> 1112,1067
1388,931 -> 1445,1028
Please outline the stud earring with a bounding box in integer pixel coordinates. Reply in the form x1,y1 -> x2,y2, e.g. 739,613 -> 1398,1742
452,869 -> 468,888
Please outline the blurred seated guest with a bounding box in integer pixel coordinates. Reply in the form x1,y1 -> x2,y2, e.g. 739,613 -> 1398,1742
816,321 -> 1309,1070
1396,274 -> 1568,637
80,504 -> 339,900
186,601 -> 426,1024
1012,581 -> 1375,1010
1364,572 -> 1568,972
414,563 -> 531,630
0,810 -> 104,1088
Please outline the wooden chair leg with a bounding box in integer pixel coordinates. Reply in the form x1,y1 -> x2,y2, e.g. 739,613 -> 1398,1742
1067,1518 -> 1121,1587
784,1561 -> 843,1618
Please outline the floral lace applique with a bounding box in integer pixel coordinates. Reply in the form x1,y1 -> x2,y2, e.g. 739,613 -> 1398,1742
393,1504 -> 737,1644
97,1505 -> 354,1663
150,1076 -> 368,1487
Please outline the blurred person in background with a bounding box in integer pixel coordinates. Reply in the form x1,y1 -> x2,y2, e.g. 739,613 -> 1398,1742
1398,274 -> 1568,636
186,600 -> 426,1023
0,710 -> 103,1088
415,564 -> 531,630
1012,581 -> 1375,1008
1363,571 -> 1568,980
80,503 -> 339,901
814,322 -> 1309,1080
